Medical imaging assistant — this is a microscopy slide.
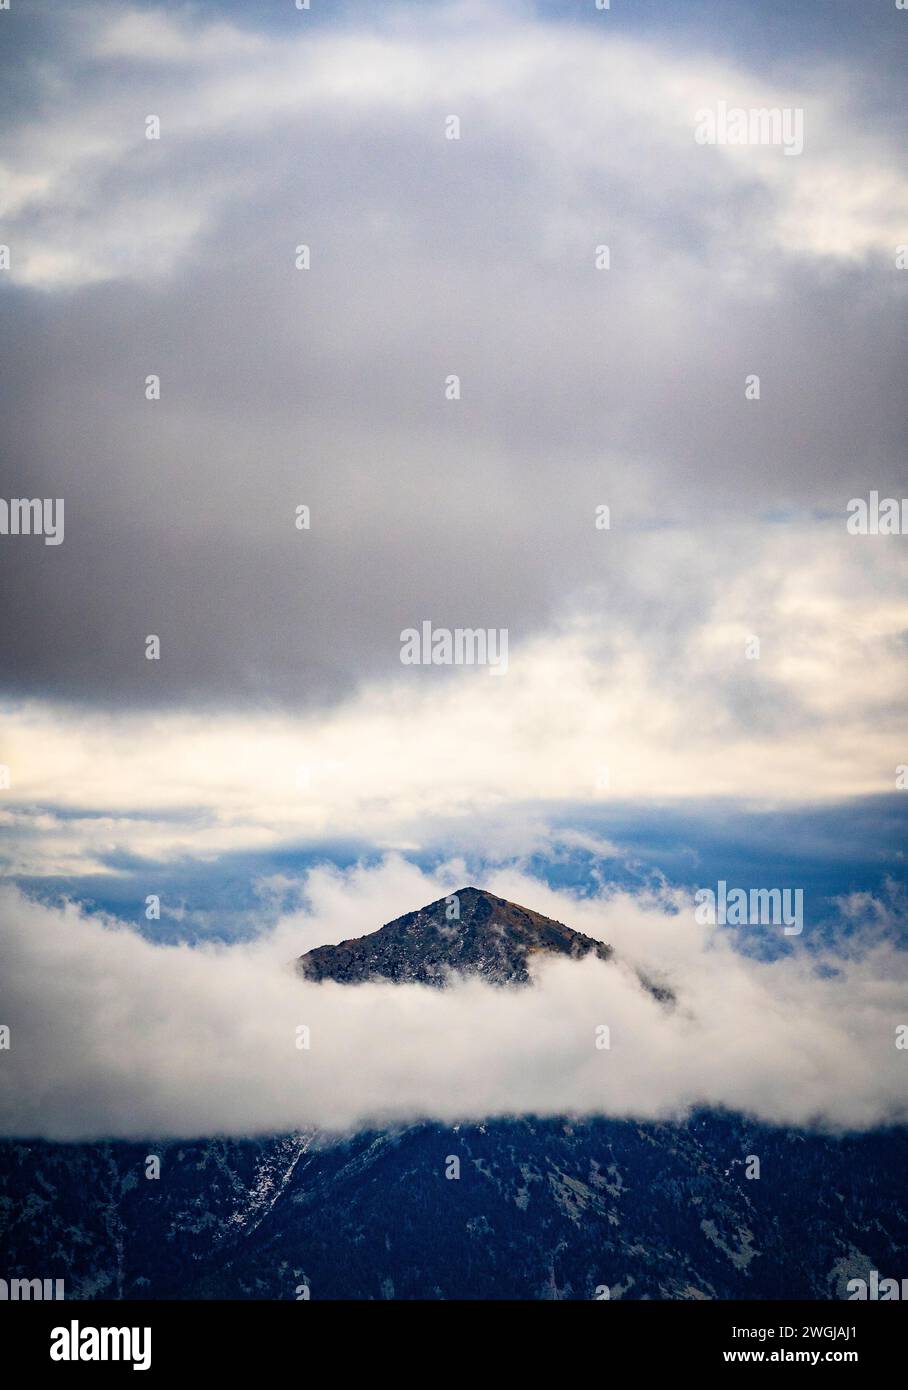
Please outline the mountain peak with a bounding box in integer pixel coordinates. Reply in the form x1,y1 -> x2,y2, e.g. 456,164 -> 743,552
295,886 -> 614,987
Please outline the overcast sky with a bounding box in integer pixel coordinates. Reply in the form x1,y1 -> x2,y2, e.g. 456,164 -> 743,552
1,3 -> 906,855
1,0 -> 905,706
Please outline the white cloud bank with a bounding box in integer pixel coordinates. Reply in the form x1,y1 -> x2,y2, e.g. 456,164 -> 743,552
1,862 -> 905,1140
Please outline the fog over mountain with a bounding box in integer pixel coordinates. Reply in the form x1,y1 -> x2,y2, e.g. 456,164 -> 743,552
1,870 -> 905,1140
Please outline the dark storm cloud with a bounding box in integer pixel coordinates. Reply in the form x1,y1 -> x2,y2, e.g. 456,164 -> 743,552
1,0 -> 906,708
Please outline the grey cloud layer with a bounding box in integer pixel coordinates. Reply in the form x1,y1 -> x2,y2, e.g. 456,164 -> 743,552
1,2 -> 906,706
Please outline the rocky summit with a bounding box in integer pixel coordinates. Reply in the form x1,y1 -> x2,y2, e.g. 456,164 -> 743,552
296,886 -> 614,987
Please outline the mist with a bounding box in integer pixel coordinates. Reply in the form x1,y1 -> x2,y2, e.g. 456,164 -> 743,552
1,868 -> 905,1140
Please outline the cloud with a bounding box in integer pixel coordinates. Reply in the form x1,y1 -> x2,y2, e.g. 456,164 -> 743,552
1,864 -> 905,1140
1,1 -> 906,708
1,524 -> 906,882
5,4 -> 906,290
